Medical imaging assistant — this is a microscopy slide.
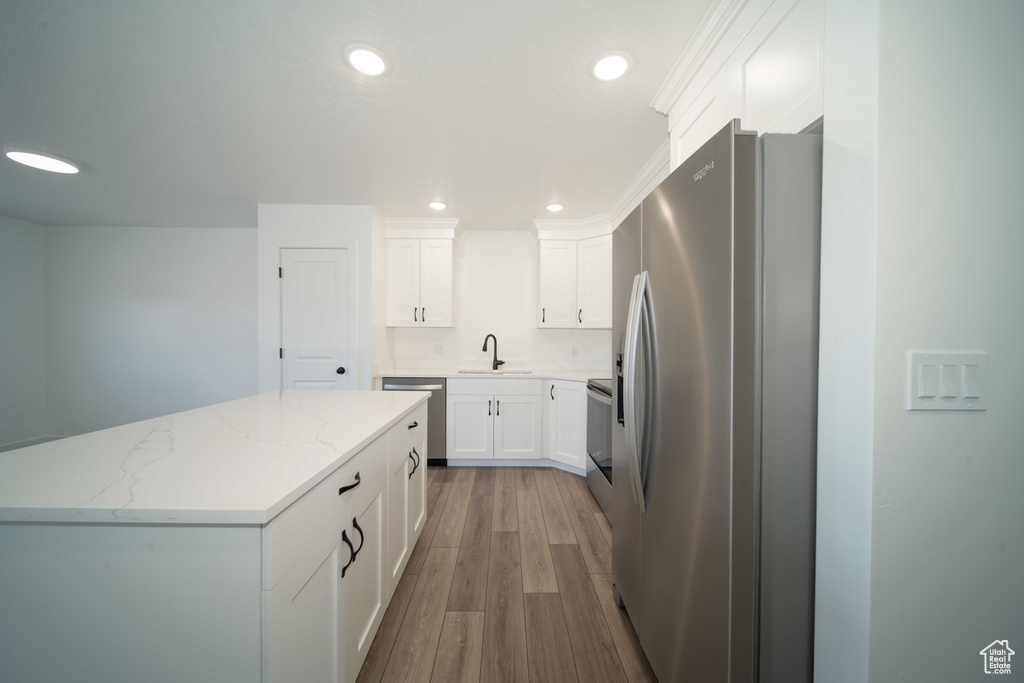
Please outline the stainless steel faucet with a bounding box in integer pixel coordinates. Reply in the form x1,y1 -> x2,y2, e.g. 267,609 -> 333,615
482,334 -> 505,371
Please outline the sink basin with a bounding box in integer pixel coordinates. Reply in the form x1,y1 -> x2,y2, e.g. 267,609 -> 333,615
456,369 -> 533,375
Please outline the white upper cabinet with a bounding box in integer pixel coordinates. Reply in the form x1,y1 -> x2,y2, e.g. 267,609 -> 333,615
576,235 -> 612,329
538,241 -> 578,328
386,237 -> 453,327
537,236 -> 611,329
418,239 -> 453,327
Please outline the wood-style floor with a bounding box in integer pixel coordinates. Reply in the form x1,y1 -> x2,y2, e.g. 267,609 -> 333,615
356,466 -> 657,683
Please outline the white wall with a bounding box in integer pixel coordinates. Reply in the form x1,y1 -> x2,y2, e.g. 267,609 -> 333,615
867,1 -> 1024,680
0,215 -> 48,449
45,227 -> 258,436
257,204 -> 376,391
387,231 -> 611,368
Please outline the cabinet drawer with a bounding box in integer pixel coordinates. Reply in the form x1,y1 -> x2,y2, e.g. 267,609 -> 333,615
388,403 -> 427,472
263,435 -> 388,590
447,378 -> 542,395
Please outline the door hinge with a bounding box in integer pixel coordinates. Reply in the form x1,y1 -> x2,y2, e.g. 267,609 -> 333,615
279,348 -> 283,359
278,267 -> 282,278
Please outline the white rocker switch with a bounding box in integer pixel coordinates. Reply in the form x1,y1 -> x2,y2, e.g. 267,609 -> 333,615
907,352 -> 988,411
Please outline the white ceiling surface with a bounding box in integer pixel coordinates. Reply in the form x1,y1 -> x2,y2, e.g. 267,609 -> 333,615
0,0 -> 712,230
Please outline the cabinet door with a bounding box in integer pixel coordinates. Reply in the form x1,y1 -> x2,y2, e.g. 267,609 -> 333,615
538,241 -> 578,328
418,239 -> 453,327
494,394 -> 542,460
387,457 -> 409,596
386,239 -> 420,327
577,235 -> 612,329
265,515 -> 346,683
408,439 -> 427,538
446,394 -> 494,460
343,487 -> 386,681
549,381 -> 587,469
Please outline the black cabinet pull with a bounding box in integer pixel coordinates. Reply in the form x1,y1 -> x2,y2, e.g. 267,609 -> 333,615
408,421 -> 418,429
341,530 -> 355,578
414,307 -> 418,322
421,307 -> 425,321
409,451 -> 416,478
339,472 -> 361,496
351,517 -> 364,560
409,447 -> 420,478
578,309 -> 582,324
550,385 -> 555,400
336,367 -> 346,375
496,400 -> 501,416
542,308 -> 545,323
488,400 -> 492,416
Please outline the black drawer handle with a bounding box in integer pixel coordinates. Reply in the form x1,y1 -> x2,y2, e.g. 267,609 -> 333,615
408,420 -> 418,429
578,309 -> 582,324
339,472 -> 361,496
351,517 -> 364,560
341,530 -> 355,578
550,385 -> 555,400
542,308 -> 545,323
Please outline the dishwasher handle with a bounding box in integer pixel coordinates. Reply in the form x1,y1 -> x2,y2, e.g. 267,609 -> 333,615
383,384 -> 444,391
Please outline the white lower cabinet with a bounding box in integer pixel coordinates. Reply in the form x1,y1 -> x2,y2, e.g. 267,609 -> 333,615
344,486 -> 386,682
387,456 -> 409,592
446,393 -> 495,459
542,379 -> 588,469
493,394 -> 542,459
447,380 -> 542,460
264,403 -> 427,683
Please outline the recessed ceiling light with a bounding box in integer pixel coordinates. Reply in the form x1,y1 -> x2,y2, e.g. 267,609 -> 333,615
592,51 -> 632,81
346,45 -> 388,76
547,204 -> 564,212
4,148 -> 79,174
429,201 -> 447,210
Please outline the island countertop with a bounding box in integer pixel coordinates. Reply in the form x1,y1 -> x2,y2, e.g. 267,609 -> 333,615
0,390 -> 428,526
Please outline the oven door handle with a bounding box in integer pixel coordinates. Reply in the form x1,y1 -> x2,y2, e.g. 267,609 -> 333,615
586,386 -> 613,406
383,384 -> 444,391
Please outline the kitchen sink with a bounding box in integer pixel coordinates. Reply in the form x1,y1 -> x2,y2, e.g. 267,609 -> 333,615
456,369 -> 533,375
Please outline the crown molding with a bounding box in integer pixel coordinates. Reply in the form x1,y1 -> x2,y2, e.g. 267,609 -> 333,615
649,0 -> 749,116
383,217 -> 460,239
607,139 -> 671,229
532,213 -> 614,241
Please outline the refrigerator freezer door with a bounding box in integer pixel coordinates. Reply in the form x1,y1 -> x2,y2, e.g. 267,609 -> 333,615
611,204 -> 642,632
636,121 -> 756,682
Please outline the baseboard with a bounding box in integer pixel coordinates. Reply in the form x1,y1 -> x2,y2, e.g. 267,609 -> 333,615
445,458 -> 586,477
0,435 -> 67,454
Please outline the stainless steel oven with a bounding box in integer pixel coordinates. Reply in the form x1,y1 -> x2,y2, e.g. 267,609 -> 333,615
585,378 -> 613,514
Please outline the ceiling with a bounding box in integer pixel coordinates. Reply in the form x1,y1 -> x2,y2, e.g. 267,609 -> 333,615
0,0 -> 712,230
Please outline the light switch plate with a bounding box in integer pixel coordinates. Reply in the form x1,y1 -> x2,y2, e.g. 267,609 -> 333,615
907,352 -> 988,411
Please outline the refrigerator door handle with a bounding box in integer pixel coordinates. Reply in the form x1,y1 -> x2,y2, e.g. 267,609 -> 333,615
637,276 -> 654,508
623,272 -> 647,513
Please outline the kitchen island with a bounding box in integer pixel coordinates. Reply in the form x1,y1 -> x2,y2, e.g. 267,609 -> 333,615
0,390 -> 429,683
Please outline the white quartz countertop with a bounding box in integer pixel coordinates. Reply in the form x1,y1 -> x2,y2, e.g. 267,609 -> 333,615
377,366 -> 610,382
0,391 -> 428,526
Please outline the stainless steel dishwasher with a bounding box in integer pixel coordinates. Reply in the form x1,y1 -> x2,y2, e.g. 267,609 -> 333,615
382,377 -> 446,465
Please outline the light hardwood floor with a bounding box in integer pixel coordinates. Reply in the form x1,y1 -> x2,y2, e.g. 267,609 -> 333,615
357,466 -> 657,683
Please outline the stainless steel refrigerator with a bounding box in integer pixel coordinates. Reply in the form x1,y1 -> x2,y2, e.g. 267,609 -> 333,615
610,119 -> 821,683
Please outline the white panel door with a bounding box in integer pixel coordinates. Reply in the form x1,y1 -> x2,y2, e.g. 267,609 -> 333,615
386,239 -> 420,327
446,394 -> 494,460
418,239 -> 453,327
494,394 -> 542,460
265,515 -> 345,683
576,235 -> 612,329
408,438 -> 427,537
343,486 -> 386,681
548,381 -> 586,469
281,248 -> 356,390
386,457 -> 409,596
538,241 -> 578,328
